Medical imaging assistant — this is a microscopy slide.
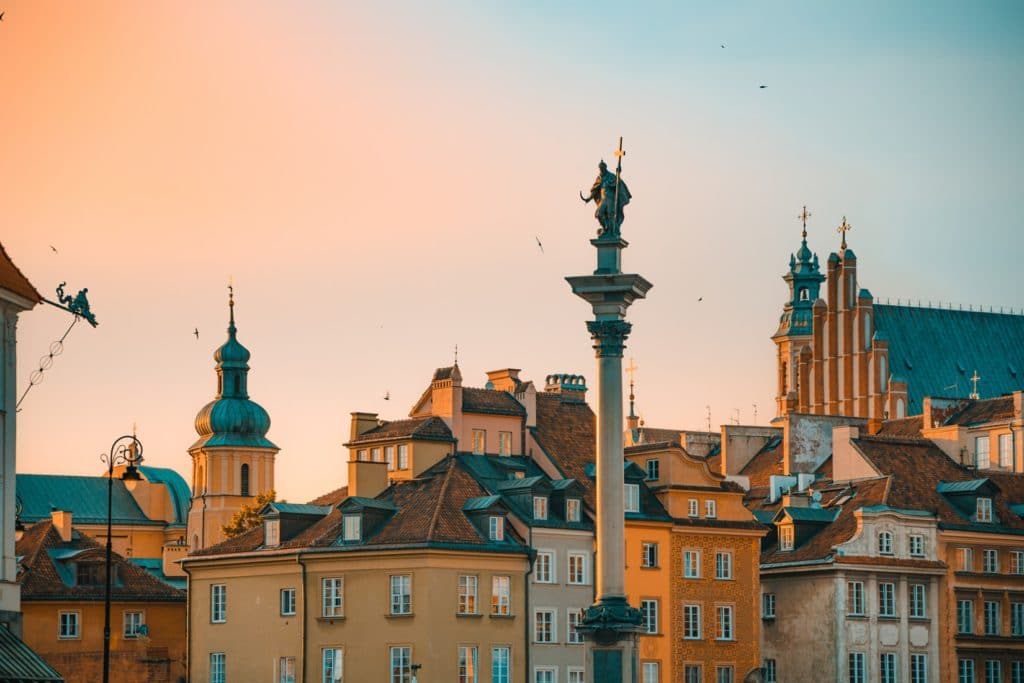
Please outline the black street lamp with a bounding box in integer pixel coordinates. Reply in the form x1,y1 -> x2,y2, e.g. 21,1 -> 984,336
100,434 -> 144,683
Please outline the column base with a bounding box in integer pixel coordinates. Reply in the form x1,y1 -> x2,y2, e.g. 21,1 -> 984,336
577,596 -> 642,646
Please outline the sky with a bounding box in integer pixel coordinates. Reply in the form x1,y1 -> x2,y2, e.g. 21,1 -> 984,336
4,1 -> 1023,503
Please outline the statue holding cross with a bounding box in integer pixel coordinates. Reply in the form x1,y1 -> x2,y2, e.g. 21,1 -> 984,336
580,137 -> 631,238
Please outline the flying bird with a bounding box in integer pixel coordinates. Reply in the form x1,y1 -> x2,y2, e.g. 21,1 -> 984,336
720,44 -> 725,48
49,245 -> 57,253
0,12 -> 5,21
193,328 -> 199,339
535,236 -> 544,253
697,297 -> 703,302
759,85 -> 767,89
384,391 -> 390,401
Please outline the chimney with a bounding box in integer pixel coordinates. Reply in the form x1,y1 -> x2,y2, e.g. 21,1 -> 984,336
51,510 -> 73,542
781,492 -> 811,508
347,460 -> 389,499
866,418 -> 883,435
544,374 -> 588,402
350,412 -> 379,441
486,368 -> 522,393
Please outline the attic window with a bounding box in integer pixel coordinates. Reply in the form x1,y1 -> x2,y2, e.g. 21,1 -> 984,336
977,498 -> 993,523
566,498 -> 581,523
77,562 -> 114,587
645,459 -> 660,482
779,526 -> 794,552
489,516 -> 505,541
343,515 -> 361,542
877,531 -> 893,555
264,519 -> 280,547
624,484 -> 640,513
533,496 -> 548,521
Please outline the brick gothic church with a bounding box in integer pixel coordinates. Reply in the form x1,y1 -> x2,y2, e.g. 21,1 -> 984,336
773,219 -> 1024,421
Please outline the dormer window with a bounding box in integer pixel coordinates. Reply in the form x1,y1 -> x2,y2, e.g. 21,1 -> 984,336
343,515 -> 361,542
977,497 -> 993,523
356,449 -> 368,462
489,516 -> 504,541
878,531 -> 893,555
645,459 -> 660,481
533,496 -> 548,520
566,498 -> 581,523
385,446 -> 395,471
264,519 -> 280,547
624,484 -> 640,513
779,526 -> 794,552
76,562 -> 114,587
397,444 -> 409,470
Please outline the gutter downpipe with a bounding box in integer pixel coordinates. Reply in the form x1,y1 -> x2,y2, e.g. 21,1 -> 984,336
298,552 -> 308,683
524,530 -> 535,683
181,561 -> 192,682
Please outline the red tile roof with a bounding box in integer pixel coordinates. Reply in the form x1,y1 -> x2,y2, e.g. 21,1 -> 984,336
531,393 -> 597,507
944,396 -> 1016,426
462,387 -> 526,416
875,416 -> 924,437
739,444 -> 785,488
0,243 -> 41,304
346,416 -> 454,445
17,521 -> 184,601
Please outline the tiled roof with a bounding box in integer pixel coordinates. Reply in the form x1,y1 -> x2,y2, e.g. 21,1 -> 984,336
738,443 -> 785,489
782,507 -> 839,523
872,304 -> 1024,414
462,387 -> 526,416
944,396 -> 1016,426
635,427 -> 681,445
853,436 -> 1024,532
875,416 -> 924,437
16,521 -> 185,601
17,474 -> 162,526
307,486 -> 348,506
189,457 -> 527,557
936,479 -> 990,494
0,625 -> 63,682
0,242 -> 42,304
531,393 -> 597,507
266,502 -> 332,516
346,416 -> 454,445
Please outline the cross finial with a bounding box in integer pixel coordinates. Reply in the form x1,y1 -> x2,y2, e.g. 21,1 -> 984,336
970,370 -> 981,400
837,216 -> 852,250
626,357 -> 638,419
798,205 -> 812,240
454,344 -> 459,367
227,279 -> 236,328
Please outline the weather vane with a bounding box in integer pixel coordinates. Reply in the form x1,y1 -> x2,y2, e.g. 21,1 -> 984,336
43,282 -> 98,327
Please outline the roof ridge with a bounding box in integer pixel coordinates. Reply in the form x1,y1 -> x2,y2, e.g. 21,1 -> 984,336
426,458 -> 456,542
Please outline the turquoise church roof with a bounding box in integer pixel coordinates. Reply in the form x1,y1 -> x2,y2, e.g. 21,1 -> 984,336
873,304 -> 1024,413
191,290 -> 277,451
17,474 -> 160,526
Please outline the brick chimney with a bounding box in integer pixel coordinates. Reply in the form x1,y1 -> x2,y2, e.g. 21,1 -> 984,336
51,510 -> 73,542
544,374 -> 587,403
350,412 -> 379,441
347,460 -> 389,499
486,368 -> 522,393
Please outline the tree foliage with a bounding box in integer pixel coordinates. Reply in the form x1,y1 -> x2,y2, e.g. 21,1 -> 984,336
222,490 -> 276,538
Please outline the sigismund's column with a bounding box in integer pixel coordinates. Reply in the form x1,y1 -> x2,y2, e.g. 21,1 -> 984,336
568,140 -> 652,683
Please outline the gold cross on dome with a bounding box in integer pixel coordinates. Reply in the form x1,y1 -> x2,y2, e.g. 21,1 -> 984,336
626,357 -> 638,387
836,216 -> 852,249
798,205 -> 812,239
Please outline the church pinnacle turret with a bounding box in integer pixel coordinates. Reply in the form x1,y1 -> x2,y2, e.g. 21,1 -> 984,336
775,207 -> 826,339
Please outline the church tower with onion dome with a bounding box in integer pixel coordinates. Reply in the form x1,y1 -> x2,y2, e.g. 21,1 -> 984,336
186,288 -> 278,551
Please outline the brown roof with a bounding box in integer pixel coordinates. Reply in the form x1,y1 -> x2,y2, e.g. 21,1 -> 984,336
762,477 -> 891,564
875,416 -> 924,437
945,396 -> 1016,426
853,436 -> 1024,531
739,443 -> 785,489
462,387 -> 526,416
835,555 -> 946,570
635,427 -> 682,445
531,393 -> 596,507
191,457 -> 525,557
346,416 -> 453,445
17,521 -> 184,601
0,243 -> 41,304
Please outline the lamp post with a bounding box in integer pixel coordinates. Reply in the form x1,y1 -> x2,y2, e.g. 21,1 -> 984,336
100,434 -> 143,683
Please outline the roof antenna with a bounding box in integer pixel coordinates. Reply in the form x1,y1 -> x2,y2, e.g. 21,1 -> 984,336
454,344 -> 459,367
752,403 -> 758,425
705,405 -> 712,434
731,408 -> 740,425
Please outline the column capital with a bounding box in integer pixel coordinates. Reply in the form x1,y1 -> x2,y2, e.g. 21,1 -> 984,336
587,319 -> 632,357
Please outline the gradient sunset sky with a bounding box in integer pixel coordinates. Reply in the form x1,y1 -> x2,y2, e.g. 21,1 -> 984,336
4,1 -> 1023,502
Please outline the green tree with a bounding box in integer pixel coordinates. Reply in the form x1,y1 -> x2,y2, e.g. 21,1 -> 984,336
222,490 -> 276,538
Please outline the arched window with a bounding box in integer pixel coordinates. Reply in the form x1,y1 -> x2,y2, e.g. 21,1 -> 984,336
896,399 -> 906,419
880,357 -> 888,391
240,464 -> 250,497
781,362 -> 788,393
863,314 -> 872,350
799,287 -> 809,302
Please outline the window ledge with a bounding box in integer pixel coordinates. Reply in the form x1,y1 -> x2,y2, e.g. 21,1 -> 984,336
878,615 -> 899,621
639,566 -> 659,571
386,613 -> 414,619
761,616 -> 776,621
845,615 -> 867,620
316,616 -> 345,623
489,613 -> 515,619
456,613 -> 484,618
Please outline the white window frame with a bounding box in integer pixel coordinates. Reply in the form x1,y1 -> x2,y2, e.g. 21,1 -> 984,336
567,553 -> 587,585
909,534 -> 925,557
342,515 -> 361,542
535,551 -> 555,583
491,647 -> 511,683
458,575 -> 477,615
641,599 -> 658,634
645,459 -> 659,481
281,587 -> 296,616
959,659 -> 975,683
385,445 -> 395,471
534,609 -> 556,643
489,516 -> 505,542
983,548 -> 999,573
780,525 -> 794,551
957,599 -> 974,634
879,582 -> 896,618
762,593 -> 776,619
1012,601 -> 1024,636
683,550 -> 700,578
565,498 -> 581,522
878,531 -> 893,555
705,499 -> 717,519
210,653 -> 226,683
567,609 -> 584,644
122,610 -> 144,639
390,646 -> 411,683
534,668 -> 556,683
958,547 -> 974,572
716,666 -> 734,683
322,577 -> 343,618
683,604 -> 701,640
211,584 -> 227,623
976,435 -> 991,468
58,611 -> 80,639
986,661 -> 1002,683
716,605 -> 733,640
642,662 -> 660,683
763,659 -> 777,683
397,444 -> 409,470
498,431 -> 512,456
848,581 -> 865,616
492,576 -> 511,616
624,484 -> 640,513
1012,550 -> 1024,575
458,645 -> 478,683
533,496 -> 548,520
641,542 -> 658,568
265,519 -> 280,547
977,497 -> 993,523
909,583 -> 926,618
390,574 -> 412,615
687,499 -> 698,517
322,647 -> 343,683
715,551 -> 732,580
279,656 -> 297,683
1000,433 -> 1013,467
984,600 -> 1000,635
